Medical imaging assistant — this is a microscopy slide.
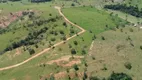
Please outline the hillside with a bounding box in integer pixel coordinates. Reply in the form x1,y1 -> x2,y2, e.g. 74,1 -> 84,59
0,0 -> 142,80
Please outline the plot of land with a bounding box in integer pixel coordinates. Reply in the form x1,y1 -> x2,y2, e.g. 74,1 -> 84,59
87,27 -> 142,80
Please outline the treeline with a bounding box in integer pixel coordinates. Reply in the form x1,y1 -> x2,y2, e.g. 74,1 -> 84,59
104,4 -> 142,18
0,0 -> 52,3
4,26 -> 48,52
31,0 -> 52,3
0,0 -> 21,3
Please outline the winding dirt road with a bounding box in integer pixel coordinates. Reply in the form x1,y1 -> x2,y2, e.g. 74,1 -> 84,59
0,6 -> 86,71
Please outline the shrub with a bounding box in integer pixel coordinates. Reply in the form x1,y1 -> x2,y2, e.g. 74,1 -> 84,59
71,3 -> 75,6
140,45 -> 142,50
82,49 -> 87,55
71,48 -> 77,55
63,22 -> 67,27
108,72 -> 132,80
101,36 -> 105,40
124,62 -> 132,70
73,64 -> 79,71
28,48 -> 35,55
73,41 -> 78,45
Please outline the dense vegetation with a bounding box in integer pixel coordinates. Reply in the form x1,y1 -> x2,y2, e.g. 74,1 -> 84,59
104,4 -> 142,18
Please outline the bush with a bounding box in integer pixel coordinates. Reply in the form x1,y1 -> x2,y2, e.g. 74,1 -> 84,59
140,46 -> 142,50
71,48 -> 77,55
101,36 -> 105,40
82,49 -> 87,55
71,3 -> 75,6
63,22 -> 67,27
28,48 -> 35,55
73,64 -> 79,71
124,62 -> 132,70
108,72 -> 132,80
73,41 -> 78,45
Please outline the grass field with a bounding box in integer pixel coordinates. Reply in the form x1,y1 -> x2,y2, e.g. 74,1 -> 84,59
87,26 -> 142,80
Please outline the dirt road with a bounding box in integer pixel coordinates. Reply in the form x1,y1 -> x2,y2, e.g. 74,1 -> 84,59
0,6 -> 86,71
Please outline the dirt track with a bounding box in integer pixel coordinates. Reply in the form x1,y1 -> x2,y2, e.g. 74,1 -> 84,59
0,6 -> 86,71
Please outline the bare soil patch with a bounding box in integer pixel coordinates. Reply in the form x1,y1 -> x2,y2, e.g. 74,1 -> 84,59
47,55 -> 84,67
0,10 -> 36,28
0,11 -> 22,28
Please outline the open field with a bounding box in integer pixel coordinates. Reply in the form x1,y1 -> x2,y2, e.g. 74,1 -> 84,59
87,26 -> 142,80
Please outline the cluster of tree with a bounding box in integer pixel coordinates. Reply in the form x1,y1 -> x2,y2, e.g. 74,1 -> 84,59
104,4 -> 142,18
9,0 -> 21,1
27,17 -> 57,27
3,26 -> 48,53
0,0 -> 7,3
30,0 -> 52,3
0,0 -> 22,2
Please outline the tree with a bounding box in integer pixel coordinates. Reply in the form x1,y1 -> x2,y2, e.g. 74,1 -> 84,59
73,41 -> 78,45
71,3 -> 75,6
71,48 -> 77,55
28,48 -> 35,55
63,22 -> 67,27
35,44 -> 38,48
73,64 -> 79,71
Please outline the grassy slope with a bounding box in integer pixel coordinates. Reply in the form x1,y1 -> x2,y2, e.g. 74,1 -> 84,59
87,27 -> 142,80
0,2 -> 81,68
63,6 -> 126,34
0,1 -> 128,80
